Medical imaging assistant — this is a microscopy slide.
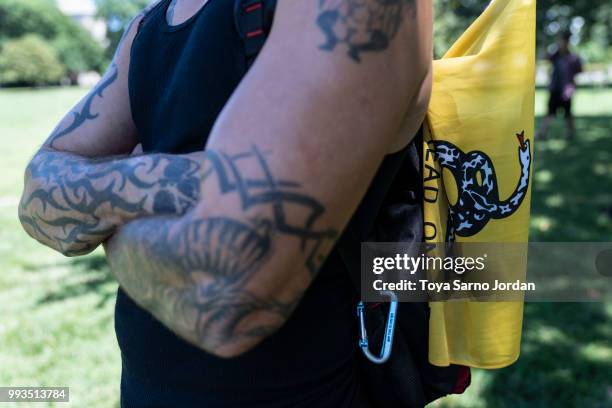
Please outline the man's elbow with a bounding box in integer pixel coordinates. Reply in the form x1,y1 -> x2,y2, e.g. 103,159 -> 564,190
192,314 -> 287,359
411,63 -> 433,122
18,210 -> 96,257
18,171 -> 45,243
203,342 -> 256,359
18,176 -> 96,257
396,64 -> 432,142
195,336 -> 266,360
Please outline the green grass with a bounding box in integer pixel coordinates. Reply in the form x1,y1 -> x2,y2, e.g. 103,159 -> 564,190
0,88 -> 121,408
0,87 -> 610,408
436,88 -> 612,408
531,89 -> 612,242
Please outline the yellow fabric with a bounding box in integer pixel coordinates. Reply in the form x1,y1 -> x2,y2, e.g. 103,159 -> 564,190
424,0 -> 536,368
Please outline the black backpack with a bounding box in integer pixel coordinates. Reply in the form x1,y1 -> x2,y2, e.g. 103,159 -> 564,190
334,133 -> 471,407
234,1 -> 470,406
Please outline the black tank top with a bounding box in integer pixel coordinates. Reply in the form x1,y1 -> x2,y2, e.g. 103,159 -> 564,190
118,0 -> 415,406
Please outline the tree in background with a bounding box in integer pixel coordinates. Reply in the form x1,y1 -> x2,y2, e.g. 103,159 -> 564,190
434,0 -> 611,63
0,34 -> 65,86
1,0 -> 608,86
536,0 -> 611,63
0,0 -> 105,86
95,0 -> 149,60
433,0 -> 487,57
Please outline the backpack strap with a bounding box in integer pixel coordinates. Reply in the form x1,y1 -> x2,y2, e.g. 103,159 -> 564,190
234,0 -> 275,69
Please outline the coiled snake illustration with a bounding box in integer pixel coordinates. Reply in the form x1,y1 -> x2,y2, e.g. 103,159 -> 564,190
431,132 -> 532,242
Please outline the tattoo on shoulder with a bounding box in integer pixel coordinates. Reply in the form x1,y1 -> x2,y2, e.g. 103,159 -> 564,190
48,63 -> 119,147
316,0 -> 416,62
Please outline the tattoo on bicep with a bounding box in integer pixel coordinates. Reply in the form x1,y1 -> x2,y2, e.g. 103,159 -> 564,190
111,146 -> 339,351
317,0 -> 416,62
47,2 -> 152,148
48,63 -> 119,147
48,3 -> 159,148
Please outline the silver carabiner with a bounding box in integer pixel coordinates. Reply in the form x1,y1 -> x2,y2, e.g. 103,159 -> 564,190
357,291 -> 398,364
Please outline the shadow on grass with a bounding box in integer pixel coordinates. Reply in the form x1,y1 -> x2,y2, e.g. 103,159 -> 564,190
482,303 -> 612,407
530,115 -> 612,241
475,115 -> 612,407
36,255 -> 117,308
16,114 -> 612,407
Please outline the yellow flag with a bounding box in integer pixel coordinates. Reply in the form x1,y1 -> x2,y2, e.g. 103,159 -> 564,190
424,0 -> 536,368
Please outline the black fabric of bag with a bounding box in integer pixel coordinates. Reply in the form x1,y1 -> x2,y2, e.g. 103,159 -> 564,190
234,1 -> 469,406
336,131 -> 468,407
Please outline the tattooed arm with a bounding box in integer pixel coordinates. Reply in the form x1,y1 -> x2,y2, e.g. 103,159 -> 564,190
19,149 -> 204,256
106,0 -> 433,358
17,6 -> 196,256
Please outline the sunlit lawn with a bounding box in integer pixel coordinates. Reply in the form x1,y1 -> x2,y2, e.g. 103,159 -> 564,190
0,87 -> 610,407
0,88 -> 120,408
437,88 -> 612,408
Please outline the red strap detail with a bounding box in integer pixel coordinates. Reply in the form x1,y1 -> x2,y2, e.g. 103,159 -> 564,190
245,3 -> 262,13
246,28 -> 264,38
452,366 -> 471,394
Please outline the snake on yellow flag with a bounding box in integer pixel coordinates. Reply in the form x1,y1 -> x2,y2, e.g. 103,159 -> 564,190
424,0 -> 536,368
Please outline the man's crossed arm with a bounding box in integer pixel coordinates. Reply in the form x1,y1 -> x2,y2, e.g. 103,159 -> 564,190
19,0 -> 433,358
18,2 -> 202,255
105,145 -> 338,356
19,149 -> 203,255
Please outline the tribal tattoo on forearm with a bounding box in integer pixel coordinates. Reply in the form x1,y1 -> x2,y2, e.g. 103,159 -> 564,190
19,150 -> 203,256
106,146 -> 338,355
317,0 -> 416,62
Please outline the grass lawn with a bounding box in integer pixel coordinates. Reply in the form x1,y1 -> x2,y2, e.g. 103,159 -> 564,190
0,87 -> 611,407
437,88 -> 612,408
0,88 -> 120,408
